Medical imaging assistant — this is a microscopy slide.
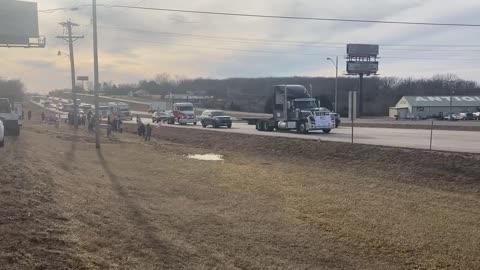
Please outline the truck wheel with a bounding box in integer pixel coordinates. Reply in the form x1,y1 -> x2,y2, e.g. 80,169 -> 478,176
257,121 -> 265,131
322,129 -> 331,134
227,124 -> 232,128
201,121 -> 207,128
262,121 -> 271,131
193,122 -> 197,126
298,122 -> 308,134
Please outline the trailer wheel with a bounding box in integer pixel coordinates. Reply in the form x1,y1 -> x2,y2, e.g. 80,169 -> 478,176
256,121 -> 265,131
298,122 -> 308,134
322,129 -> 331,134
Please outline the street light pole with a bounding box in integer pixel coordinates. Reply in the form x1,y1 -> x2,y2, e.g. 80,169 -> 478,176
326,56 -> 339,112
92,0 -> 101,149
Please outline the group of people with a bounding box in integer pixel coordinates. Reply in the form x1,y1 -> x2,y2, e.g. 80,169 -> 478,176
136,116 -> 152,141
66,111 -> 96,129
107,114 -> 124,133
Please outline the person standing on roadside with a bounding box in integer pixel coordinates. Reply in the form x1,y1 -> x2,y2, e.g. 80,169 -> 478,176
22,110 -> 24,120
145,124 -> 152,141
41,111 -> 45,122
118,118 -> 123,133
27,110 -> 32,120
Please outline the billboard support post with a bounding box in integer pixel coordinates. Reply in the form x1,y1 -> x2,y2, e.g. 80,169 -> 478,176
348,91 -> 357,145
359,73 -> 364,117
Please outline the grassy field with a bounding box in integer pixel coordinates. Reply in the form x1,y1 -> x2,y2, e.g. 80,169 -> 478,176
1,107 -> 480,269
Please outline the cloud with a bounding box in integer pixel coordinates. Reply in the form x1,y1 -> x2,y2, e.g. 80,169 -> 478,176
1,0 -> 480,93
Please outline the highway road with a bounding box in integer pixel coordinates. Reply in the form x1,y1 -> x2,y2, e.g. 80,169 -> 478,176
32,100 -> 480,153
129,118 -> 480,154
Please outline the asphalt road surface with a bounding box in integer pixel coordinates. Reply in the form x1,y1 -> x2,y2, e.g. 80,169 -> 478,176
129,118 -> 480,153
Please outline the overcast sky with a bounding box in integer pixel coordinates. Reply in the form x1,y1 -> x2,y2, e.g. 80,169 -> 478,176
2,0 -> 480,93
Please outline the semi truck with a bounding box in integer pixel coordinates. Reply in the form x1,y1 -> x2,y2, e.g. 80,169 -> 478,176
248,85 -> 336,134
167,102 -> 197,125
0,98 -> 21,136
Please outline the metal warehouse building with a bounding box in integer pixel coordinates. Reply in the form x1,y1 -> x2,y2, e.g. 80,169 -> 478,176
389,96 -> 480,119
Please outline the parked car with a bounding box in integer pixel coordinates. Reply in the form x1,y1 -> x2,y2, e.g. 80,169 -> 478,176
0,119 -> 4,147
463,112 -> 475,120
200,110 -> 232,128
444,113 -> 462,121
152,110 -> 173,123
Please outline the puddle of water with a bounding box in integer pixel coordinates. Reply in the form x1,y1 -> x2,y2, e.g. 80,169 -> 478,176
187,154 -> 224,161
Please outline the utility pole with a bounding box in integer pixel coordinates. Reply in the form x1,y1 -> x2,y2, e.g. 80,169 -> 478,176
449,90 -> 455,116
92,0 -> 101,149
57,21 -> 83,129
334,56 -> 338,113
326,56 -> 339,112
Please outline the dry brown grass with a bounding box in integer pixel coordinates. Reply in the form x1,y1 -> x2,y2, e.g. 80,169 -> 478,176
1,108 -> 480,269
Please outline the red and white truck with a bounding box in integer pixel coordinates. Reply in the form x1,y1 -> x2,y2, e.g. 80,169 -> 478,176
167,102 -> 198,125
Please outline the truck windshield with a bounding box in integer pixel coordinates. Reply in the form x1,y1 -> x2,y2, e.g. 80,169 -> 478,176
211,111 -> 225,116
295,100 -> 317,109
178,106 -> 194,111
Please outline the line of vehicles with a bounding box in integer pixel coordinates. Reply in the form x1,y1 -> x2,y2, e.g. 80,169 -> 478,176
32,96 -> 134,121
148,85 -> 338,133
31,84 -> 338,137
443,112 -> 480,121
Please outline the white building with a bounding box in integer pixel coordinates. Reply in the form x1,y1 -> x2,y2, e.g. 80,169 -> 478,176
389,96 -> 480,119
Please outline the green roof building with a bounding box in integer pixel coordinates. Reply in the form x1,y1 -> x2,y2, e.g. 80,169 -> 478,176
389,96 -> 480,119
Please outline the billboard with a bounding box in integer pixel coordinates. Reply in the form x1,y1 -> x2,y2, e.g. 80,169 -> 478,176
0,0 -> 40,46
347,61 -> 379,74
347,44 -> 379,57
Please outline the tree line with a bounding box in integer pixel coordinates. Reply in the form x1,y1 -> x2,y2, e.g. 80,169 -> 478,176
0,78 -> 25,103
72,73 -> 480,116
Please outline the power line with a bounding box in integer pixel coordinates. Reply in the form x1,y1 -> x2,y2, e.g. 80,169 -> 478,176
99,25 -> 480,52
108,5 -> 480,27
122,37 -> 480,60
122,38 -> 332,57
40,4 -> 480,27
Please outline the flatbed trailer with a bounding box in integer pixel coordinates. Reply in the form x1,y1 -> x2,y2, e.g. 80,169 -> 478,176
244,85 -> 336,134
